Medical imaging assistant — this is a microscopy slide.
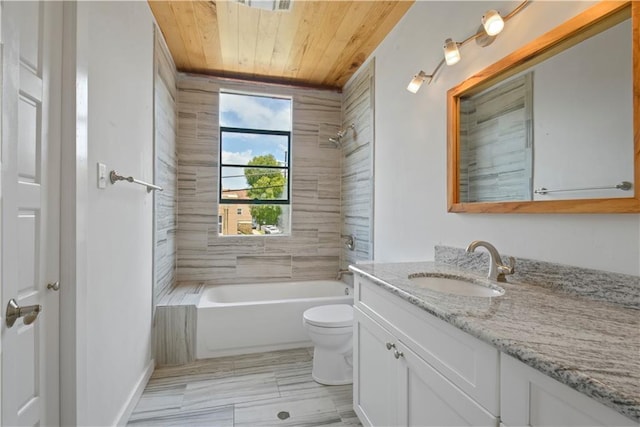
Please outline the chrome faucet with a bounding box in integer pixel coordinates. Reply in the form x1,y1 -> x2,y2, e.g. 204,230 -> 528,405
465,240 -> 515,282
336,269 -> 352,281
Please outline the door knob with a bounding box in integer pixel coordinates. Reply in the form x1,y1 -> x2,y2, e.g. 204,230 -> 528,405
6,299 -> 42,328
47,281 -> 60,291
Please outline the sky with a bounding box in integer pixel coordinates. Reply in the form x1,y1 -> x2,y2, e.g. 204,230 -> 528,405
220,92 -> 291,191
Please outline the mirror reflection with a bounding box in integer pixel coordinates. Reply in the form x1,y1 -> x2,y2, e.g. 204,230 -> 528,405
458,17 -> 633,203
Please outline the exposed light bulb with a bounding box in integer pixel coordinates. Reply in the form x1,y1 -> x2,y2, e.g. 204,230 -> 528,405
482,10 -> 504,36
407,71 -> 429,93
443,38 -> 461,66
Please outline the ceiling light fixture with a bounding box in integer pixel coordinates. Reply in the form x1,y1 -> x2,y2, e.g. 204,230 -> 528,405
407,1 -> 530,93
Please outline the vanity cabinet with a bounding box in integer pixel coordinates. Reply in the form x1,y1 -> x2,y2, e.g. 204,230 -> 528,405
353,275 -> 499,427
353,274 -> 637,427
501,353 -> 636,427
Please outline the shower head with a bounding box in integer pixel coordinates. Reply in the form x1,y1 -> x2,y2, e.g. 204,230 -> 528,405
328,123 -> 355,147
342,123 -> 355,135
328,136 -> 341,146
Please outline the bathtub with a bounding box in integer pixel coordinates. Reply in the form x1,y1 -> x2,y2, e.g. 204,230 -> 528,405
196,280 -> 353,358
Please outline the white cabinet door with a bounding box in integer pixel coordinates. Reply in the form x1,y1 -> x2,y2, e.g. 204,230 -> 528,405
354,308 -> 398,427
356,274 -> 499,414
501,354 -> 636,427
354,307 -> 498,427
397,340 -> 498,427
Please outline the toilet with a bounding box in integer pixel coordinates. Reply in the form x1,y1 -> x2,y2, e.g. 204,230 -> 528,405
302,304 -> 354,385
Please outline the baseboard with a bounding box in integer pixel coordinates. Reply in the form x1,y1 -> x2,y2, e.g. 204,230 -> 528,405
114,358 -> 155,426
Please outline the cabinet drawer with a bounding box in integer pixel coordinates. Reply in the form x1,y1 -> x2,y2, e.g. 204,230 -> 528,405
355,275 -> 499,415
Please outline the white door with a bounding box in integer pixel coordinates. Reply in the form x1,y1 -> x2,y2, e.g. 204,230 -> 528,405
1,1 -> 61,425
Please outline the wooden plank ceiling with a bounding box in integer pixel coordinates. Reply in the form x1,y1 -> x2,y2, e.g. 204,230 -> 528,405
148,0 -> 414,89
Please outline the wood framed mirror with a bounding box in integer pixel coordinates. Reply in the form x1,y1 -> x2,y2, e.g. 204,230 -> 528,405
447,1 -> 639,213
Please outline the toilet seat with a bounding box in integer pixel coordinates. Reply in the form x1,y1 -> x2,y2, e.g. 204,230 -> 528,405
303,304 -> 353,328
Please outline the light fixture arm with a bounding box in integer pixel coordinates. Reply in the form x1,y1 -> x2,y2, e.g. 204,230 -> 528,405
427,58 -> 447,83
459,31 -> 483,48
504,0 -> 530,22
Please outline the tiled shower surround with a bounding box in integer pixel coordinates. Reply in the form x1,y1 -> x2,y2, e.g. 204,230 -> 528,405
153,66 -> 375,365
176,75 -> 343,285
341,61 -> 374,268
153,29 -> 178,304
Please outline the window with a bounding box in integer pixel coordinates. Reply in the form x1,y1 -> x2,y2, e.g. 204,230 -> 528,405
219,92 -> 292,236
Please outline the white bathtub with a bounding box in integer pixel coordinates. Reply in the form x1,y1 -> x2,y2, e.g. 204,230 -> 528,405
196,280 -> 353,358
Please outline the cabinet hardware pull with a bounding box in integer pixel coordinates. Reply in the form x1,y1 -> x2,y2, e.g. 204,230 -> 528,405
394,349 -> 404,359
386,342 -> 396,350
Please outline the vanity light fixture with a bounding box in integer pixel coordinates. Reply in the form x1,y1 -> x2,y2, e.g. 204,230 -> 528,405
407,0 -> 529,93
407,70 -> 431,93
482,10 -> 505,36
443,38 -> 461,66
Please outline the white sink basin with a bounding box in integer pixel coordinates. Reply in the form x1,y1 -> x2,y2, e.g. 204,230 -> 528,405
408,275 -> 504,297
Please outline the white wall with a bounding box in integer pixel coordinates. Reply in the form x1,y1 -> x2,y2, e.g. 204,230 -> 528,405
82,2 -> 154,424
372,1 -> 640,275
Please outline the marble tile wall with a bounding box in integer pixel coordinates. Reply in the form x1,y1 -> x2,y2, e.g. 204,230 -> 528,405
176,74 -> 342,285
154,283 -> 203,366
341,60 -> 374,269
459,73 -> 533,202
153,26 -> 178,305
154,304 -> 197,365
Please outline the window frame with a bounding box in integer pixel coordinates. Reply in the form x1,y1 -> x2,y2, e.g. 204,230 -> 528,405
219,126 -> 291,206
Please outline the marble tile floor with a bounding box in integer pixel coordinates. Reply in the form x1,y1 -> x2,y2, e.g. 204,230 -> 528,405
127,348 -> 362,426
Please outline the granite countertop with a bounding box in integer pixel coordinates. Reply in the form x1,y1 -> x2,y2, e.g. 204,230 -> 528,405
349,261 -> 640,422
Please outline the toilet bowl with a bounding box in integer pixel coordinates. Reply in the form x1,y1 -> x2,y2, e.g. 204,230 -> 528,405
303,304 -> 353,385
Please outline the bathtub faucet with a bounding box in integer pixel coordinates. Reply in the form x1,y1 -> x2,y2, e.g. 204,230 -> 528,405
336,269 -> 352,281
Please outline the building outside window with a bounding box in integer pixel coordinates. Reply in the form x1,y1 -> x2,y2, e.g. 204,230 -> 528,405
218,92 -> 292,236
